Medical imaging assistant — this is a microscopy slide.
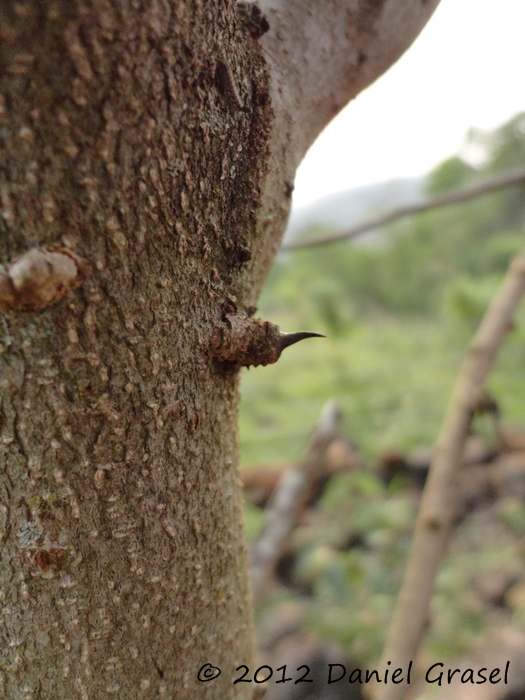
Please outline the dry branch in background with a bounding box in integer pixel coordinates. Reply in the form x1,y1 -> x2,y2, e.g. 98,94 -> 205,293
374,247 -> 525,700
249,401 -> 341,605
282,169 -> 525,251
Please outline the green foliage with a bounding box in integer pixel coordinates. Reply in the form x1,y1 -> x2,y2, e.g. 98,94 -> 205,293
444,274 -> 503,326
241,112 -> 525,459
425,155 -> 475,196
471,113 -> 525,174
242,113 -> 525,664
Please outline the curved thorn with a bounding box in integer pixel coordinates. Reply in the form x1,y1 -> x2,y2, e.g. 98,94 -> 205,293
278,331 -> 325,352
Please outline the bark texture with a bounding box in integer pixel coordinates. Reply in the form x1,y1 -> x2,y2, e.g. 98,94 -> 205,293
0,3 -> 270,697
0,1 -> 440,698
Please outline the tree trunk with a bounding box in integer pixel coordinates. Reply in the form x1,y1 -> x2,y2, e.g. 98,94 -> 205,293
0,1 -> 439,697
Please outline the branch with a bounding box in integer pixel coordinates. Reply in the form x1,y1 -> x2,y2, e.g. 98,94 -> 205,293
247,0 -> 441,303
249,400 -> 341,605
374,247 -> 525,700
282,168 -> 525,251
259,0 -> 441,166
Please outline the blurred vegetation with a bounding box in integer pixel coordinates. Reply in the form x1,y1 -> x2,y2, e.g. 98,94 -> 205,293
241,113 -> 525,666
240,113 -> 525,466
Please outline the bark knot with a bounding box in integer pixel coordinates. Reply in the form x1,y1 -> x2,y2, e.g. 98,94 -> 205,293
0,247 -> 89,313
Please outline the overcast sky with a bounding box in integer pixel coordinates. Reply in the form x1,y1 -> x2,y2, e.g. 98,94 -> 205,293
292,0 -> 525,208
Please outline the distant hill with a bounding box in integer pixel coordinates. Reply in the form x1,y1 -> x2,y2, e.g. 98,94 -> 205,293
284,177 -> 424,244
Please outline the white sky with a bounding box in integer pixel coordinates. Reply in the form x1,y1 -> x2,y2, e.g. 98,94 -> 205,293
292,0 -> 525,208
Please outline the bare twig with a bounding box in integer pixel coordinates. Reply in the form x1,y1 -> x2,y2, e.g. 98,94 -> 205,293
374,248 -> 525,700
282,169 -> 525,251
249,401 -> 341,605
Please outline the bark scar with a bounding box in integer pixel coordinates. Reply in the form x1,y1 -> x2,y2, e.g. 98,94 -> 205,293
216,58 -> 247,113
0,247 -> 89,313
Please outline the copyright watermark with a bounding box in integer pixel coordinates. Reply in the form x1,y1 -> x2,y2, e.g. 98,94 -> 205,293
197,660 -> 510,687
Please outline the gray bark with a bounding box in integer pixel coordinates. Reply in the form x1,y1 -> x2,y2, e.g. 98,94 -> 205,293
0,1 -> 439,698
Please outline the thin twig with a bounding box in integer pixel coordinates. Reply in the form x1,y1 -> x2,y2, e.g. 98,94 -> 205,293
282,169 -> 525,251
373,248 -> 525,700
249,401 -> 341,605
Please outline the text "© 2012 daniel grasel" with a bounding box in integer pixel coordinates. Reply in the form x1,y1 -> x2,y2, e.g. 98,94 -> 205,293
198,660 -> 511,687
